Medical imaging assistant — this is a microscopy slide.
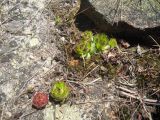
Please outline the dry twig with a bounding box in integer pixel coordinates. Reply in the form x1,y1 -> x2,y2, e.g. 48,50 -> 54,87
118,87 -> 160,105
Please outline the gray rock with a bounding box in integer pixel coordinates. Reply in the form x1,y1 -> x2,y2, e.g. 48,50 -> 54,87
0,0 -> 60,120
1,53 -> 14,63
3,20 -> 24,33
0,92 -> 6,103
9,41 -> 18,48
80,0 -> 160,43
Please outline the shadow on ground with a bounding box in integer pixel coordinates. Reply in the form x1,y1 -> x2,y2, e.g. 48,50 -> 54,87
75,13 -> 160,47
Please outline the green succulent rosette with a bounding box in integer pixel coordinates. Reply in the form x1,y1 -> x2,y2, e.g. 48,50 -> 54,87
50,81 -> 70,102
75,31 -> 118,59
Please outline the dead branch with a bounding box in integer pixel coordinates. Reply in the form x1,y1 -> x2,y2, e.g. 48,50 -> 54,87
119,90 -> 160,105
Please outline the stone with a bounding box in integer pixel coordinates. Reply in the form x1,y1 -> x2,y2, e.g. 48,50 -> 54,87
79,0 -> 160,44
29,37 -> 40,47
55,104 -> 83,120
0,0 -> 60,119
43,103 -> 55,120
3,21 -> 24,33
1,53 -> 14,63
0,92 -> 6,103
81,0 -> 160,29
9,41 -> 18,48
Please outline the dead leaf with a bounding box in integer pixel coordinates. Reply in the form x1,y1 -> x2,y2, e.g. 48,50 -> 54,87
68,59 -> 79,67
120,40 -> 130,48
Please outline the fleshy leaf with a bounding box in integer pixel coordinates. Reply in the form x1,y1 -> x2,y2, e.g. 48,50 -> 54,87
93,33 -> 109,52
109,38 -> 117,48
50,81 -> 70,102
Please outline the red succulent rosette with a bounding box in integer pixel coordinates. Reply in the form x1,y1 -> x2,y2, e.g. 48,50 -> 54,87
32,92 -> 49,109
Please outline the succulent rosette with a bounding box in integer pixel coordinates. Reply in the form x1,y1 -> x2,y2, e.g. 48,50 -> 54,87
32,92 -> 49,109
50,81 -> 70,103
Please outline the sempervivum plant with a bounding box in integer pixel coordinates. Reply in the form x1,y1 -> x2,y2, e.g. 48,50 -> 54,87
75,31 -> 118,60
32,92 -> 49,109
50,81 -> 70,103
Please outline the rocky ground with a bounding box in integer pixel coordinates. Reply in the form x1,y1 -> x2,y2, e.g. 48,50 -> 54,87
0,0 -> 113,120
0,0 -> 160,120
